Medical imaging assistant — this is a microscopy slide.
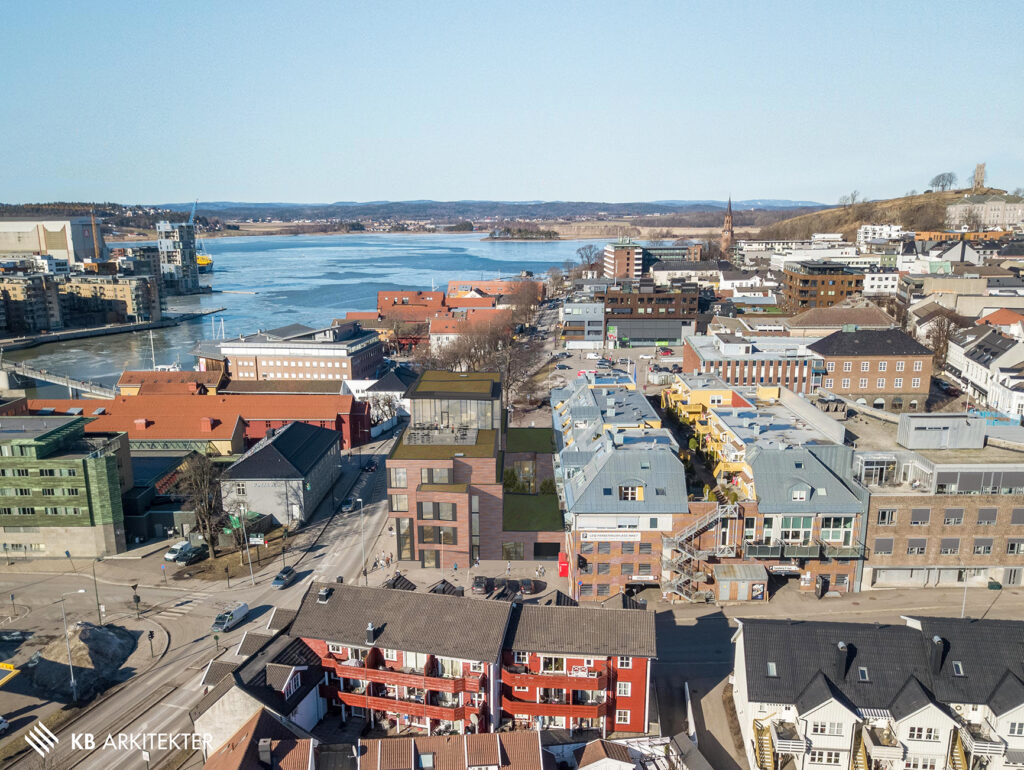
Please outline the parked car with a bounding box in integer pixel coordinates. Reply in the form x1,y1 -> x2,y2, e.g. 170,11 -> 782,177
271,566 -> 297,589
364,461 -> 378,472
211,602 -> 249,633
519,578 -> 538,595
164,540 -> 191,561
176,544 -> 208,565
472,575 -> 491,594
638,354 -> 653,359
341,498 -> 355,512
658,348 -> 673,356
617,357 -> 630,364
0,716 -> 9,736
585,352 -> 601,360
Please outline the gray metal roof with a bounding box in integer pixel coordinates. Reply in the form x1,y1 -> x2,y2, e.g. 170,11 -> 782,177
749,447 -> 863,514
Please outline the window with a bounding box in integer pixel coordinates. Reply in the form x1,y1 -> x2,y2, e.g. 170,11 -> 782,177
826,361 -> 835,372
940,538 -> 959,555
877,378 -> 886,389
617,682 -> 631,697
896,360 -> 905,372
807,750 -> 840,765
514,685 -> 529,692
824,378 -> 833,388
858,667 -> 869,682
419,753 -> 434,770
1008,541 -> 1024,555
514,651 -> 528,665
383,648 -> 398,661
910,508 -> 930,525
908,727 -> 939,741
878,361 -> 887,372
911,378 -> 921,388
859,378 -> 868,389
877,509 -> 897,526
861,361 -> 870,372
907,540 -> 927,555
913,360 -> 923,372
621,542 -> 635,554
597,542 -> 610,555
638,542 -> 652,554
597,563 -> 610,575
283,672 -> 300,699
894,378 -> 903,389
389,494 -> 408,512
974,539 -> 993,555
615,710 -> 630,725
843,361 -> 852,372
977,508 -> 997,526
810,722 -> 842,736
327,642 -> 344,654
820,516 -> 852,542
944,509 -> 963,525
469,661 -> 484,673
235,482 -> 246,496
766,661 -> 777,677
618,486 -> 640,501
389,468 -> 407,488
1009,722 -> 1024,737
597,584 -> 610,596
952,661 -> 964,677
841,378 -> 850,389
617,656 -> 632,669
791,489 -> 807,501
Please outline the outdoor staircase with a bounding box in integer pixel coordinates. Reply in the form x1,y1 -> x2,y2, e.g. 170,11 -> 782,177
752,720 -> 775,770
663,503 -> 739,603
852,728 -> 868,770
949,731 -> 968,770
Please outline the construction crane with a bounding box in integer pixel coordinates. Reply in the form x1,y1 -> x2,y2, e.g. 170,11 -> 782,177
187,199 -> 199,225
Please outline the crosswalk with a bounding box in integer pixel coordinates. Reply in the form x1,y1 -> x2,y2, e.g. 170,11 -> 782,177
153,592 -> 217,619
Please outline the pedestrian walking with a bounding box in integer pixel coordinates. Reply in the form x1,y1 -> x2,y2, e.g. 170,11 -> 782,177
506,561 -> 511,577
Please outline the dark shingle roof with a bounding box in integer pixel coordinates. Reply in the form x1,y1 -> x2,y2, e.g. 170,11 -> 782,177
505,604 -> 657,658
236,631 -> 276,658
202,659 -> 239,688
290,583 -> 513,662
888,676 -> 933,721
575,740 -> 634,768
988,671 -> 1024,716
794,670 -> 847,715
807,329 -> 932,358
383,573 -> 417,591
233,636 -> 323,716
366,370 -> 416,395
427,579 -> 459,595
742,617 -> 1024,715
222,421 -> 340,480
267,607 -> 297,632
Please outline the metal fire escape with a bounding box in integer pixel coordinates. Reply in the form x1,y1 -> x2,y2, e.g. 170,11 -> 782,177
662,503 -> 740,602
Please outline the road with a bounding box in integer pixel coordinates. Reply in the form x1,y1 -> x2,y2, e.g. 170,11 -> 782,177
0,434 -> 397,769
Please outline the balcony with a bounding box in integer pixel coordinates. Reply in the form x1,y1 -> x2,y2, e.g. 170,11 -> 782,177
331,690 -> 470,722
324,659 -> 481,693
783,542 -> 821,558
770,721 -> 807,755
821,541 -> 866,559
960,723 -> 1005,757
502,665 -> 608,690
743,539 -> 782,559
501,695 -> 607,720
863,725 -> 903,761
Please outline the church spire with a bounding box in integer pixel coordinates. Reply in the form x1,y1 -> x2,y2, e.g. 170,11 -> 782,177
720,195 -> 735,255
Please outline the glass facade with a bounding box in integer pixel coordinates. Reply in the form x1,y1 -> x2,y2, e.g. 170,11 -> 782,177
410,397 -> 498,430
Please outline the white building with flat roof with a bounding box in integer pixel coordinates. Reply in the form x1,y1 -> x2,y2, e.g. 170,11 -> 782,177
0,216 -> 105,264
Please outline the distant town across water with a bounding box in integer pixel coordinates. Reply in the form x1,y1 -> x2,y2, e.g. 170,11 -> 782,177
4,233 -> 580,385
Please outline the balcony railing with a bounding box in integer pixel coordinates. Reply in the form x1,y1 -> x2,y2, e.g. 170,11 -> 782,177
769,721 -> 807,755
502,666 -> 608,690
501,695 -> 606,719
862,725 -> 903,761
959,723 -> 1005,757
783,542 -> 821,558
324,659 -> 482,693
328,689 -> 473,722
821,541 -> 866,559
743,539 -> 782,559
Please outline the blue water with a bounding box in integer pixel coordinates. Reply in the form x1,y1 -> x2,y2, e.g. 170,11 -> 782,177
6,233 -> 585,384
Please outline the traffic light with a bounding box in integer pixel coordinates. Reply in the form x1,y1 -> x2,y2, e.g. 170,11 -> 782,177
577,555 -> 587,570
148,630 -> 155,641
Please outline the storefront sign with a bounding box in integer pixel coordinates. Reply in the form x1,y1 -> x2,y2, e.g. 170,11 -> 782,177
579,530 -> 641,542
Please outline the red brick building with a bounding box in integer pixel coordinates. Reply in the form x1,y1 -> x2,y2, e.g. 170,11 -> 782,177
291,583 -> 657,737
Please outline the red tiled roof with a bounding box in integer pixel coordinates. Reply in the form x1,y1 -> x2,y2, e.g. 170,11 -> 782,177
117,370 -> 224,387
344,311 -> 380,321
203,708 -> 312,770
978,308 -> 1024,326
447,296 -> 498,308
359,732 -> 544,770
28,393 -> 359,440
429,308 -> 511,334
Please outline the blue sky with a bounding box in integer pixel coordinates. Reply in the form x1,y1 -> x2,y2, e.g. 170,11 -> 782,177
3,0 -> 1022,204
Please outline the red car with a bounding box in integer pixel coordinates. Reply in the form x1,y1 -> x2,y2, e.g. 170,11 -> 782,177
658,348 -> 673,356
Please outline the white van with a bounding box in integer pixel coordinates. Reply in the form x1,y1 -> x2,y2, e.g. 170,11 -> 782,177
211,602 -> 249,633
164,541 -> 191,561
585,352 -> 601,360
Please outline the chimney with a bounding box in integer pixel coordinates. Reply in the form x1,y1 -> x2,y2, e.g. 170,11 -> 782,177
258,738 -> 273,766
929,635 -> 944,674
133,418 -> 149,431
365,622 -> 375,645
835,641 -> 848,681
200,417 -> 214,433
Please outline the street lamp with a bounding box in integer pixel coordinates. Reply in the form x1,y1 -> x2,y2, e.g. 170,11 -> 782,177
357,498 -> 366,585
91,557 -> 103,625
59,589 -> 86,702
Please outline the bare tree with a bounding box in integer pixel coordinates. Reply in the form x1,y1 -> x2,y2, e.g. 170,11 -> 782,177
905,190 -> 918,197
1013,187 -> 1024,197
368,393 -> 400,425
926,310 -> 971,368
177,454 -> 225,556
576,244 -> 600,265
929,172 -> 957,191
